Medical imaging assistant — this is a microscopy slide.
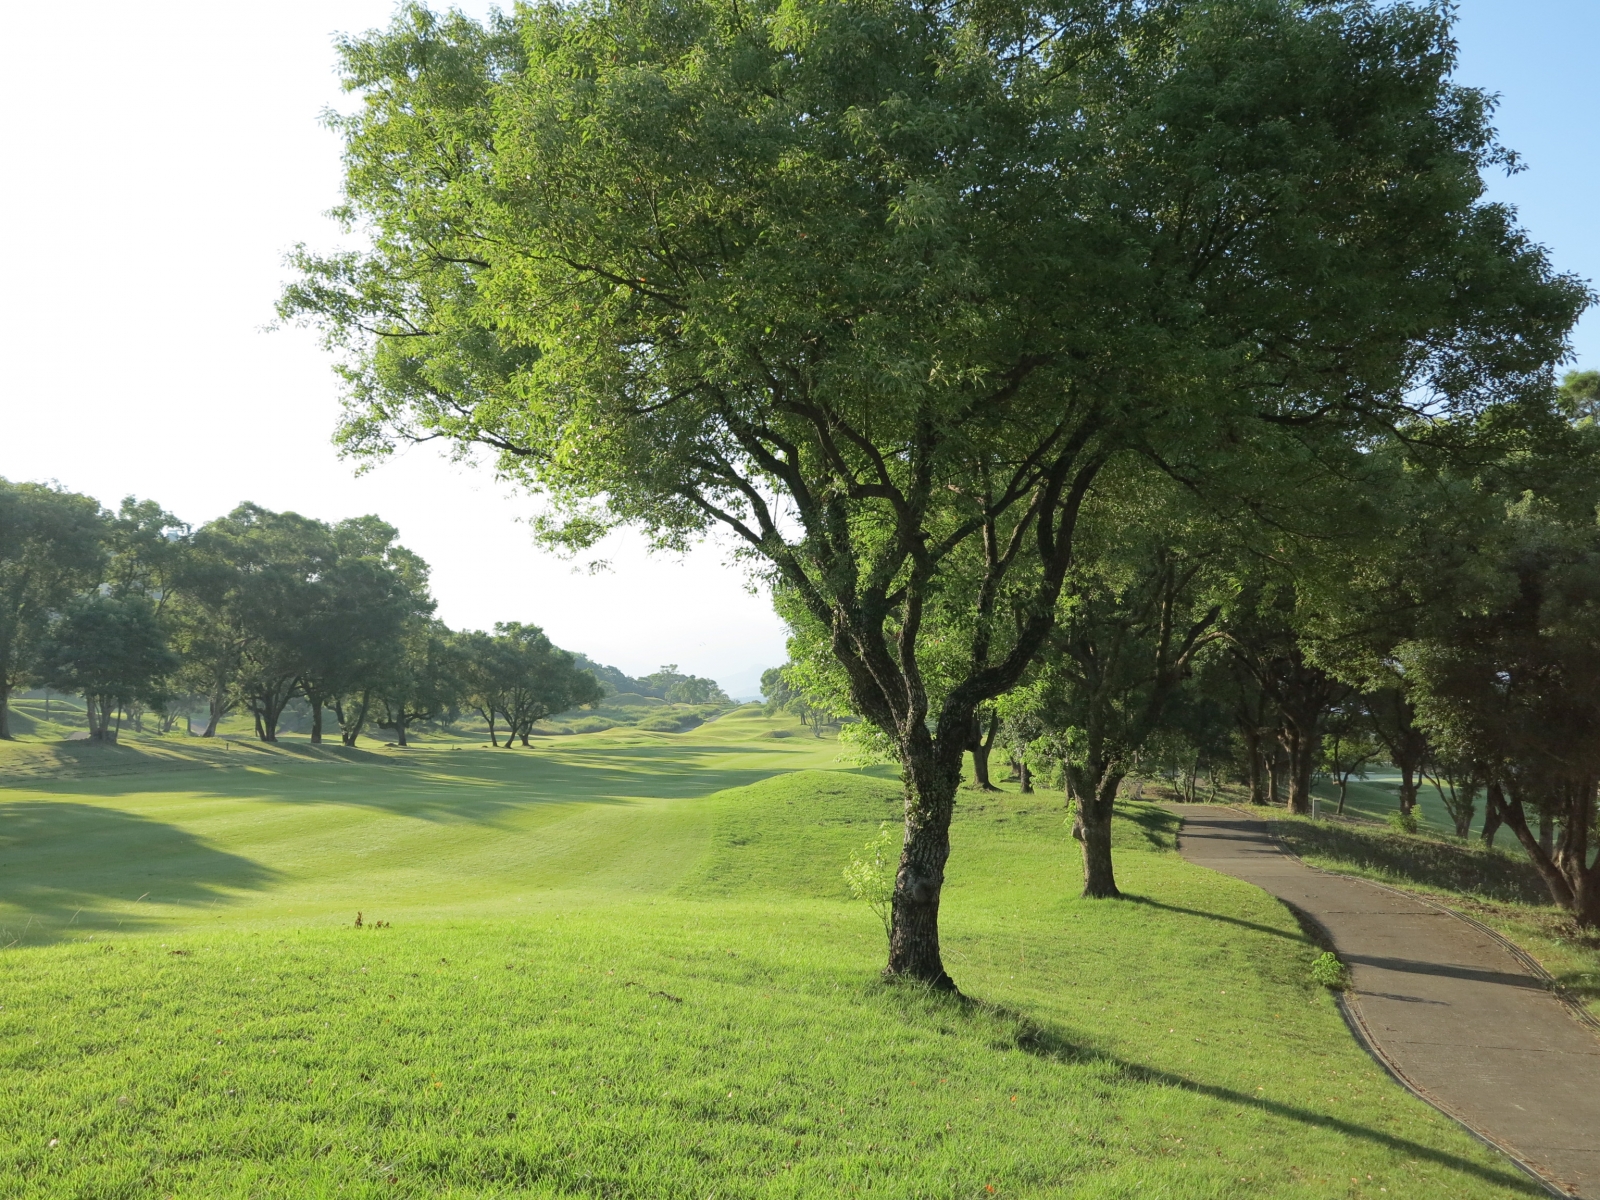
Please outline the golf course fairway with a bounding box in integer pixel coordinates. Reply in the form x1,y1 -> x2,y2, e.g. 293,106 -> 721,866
0,709 -> 1537,1197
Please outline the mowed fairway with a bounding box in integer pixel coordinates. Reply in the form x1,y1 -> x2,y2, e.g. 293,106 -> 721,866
0,711 -> 1535,1198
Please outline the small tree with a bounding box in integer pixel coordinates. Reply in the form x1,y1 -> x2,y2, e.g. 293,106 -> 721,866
1320,703 -> 1381,816
376,621 -> 464,746
38,595 -> 177,742
485,623 -> 603,746
0,480 -> 106,738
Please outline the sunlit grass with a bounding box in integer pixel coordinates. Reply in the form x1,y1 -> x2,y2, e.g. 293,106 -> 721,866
0,716 -> 1536,1197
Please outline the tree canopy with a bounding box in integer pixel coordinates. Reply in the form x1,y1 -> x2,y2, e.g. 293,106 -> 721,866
284,0 -> 1587,987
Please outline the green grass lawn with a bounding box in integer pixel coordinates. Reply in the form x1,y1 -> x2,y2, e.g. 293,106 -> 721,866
1312,770 -> 1491,838
0,710 -> 1536,1197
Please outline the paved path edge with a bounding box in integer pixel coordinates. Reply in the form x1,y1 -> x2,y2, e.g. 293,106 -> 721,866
1260,812 -> 1600,1041
1185,806 -> 1580,1199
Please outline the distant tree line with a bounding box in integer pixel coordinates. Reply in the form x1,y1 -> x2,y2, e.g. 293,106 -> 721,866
0,488 -> 730,748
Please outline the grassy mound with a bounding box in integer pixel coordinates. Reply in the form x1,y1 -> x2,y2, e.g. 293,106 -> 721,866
0,728 -> 1536,1197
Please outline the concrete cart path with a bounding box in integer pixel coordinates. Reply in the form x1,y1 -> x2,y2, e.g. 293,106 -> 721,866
1168,804 -> 1600,1198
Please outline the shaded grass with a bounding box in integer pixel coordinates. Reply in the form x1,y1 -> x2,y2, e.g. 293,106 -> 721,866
1272,818 -> 1548,907
0,738 -> 1539,1197
1274,814 -> 1600,1021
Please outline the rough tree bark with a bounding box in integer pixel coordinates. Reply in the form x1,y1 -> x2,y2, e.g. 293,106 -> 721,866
1069,769 -> 1124,899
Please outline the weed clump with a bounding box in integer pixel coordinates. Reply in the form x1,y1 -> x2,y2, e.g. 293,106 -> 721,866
1310,951 -> 1351,990
844,822 -> 898,939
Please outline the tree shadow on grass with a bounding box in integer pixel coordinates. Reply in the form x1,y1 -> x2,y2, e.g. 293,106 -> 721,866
894,986 -> 1539,1195
1123,894 -> 1309,944
0,801 -> 279,945
1114,802 -> 1180,851
1275,818 -> 1548,907
11,748 -> 795,826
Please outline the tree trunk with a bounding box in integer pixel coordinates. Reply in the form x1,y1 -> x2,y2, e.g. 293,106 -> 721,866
887,741 -> 960,990
1337,777 -> 1348,815
396,719 -> 409,747
1242,727 -> 1268,805
1072,770 -> 1124,900
1281,725 -> 1315,815
0,685 -> 12,740
1482,781 -> 1504,849
1499,790 -> 1577,910
1398,764 -> 1418,816
1575,873 -> 1600,931
1018,761 -> 1033,794
966,712 -> 1000,791
1539,809 -> 1554,857
310,697 -> 323,745
202,690 -> 227,738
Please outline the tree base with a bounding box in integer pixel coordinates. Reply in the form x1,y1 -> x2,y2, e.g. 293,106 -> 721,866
883,966 -> 960,994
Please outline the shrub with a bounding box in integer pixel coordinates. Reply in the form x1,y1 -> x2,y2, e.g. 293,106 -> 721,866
1387,808 -> 1419,835
844,822 -> 899,940
1310,951 -> 1351,990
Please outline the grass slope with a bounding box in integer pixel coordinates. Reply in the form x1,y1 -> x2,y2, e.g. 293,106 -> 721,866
0,714 -> 1535,1198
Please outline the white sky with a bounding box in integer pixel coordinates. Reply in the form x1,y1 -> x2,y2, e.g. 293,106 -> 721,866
1,1 -> 1594,701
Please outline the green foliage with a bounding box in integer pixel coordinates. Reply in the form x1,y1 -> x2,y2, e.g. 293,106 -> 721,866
1388,807 -> 1421,836
1558,369 -> 1600,424
36,595 -> 177,738
457,622 -> 603,746
1310,951 -> 1351,991
282,0 -> 1589,976
0,480 -> 106,735
843,821 -> 898,939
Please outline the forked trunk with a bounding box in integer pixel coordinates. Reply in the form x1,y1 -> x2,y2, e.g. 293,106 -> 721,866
1072,771 -> 1123,900
887,743 -> 959,991
1498,790 -> 1577,911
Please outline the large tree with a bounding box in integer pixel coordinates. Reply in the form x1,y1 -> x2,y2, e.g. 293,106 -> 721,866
0,480 -> 106,738
301,516 -> 434,744
284,0 -> 1583,987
